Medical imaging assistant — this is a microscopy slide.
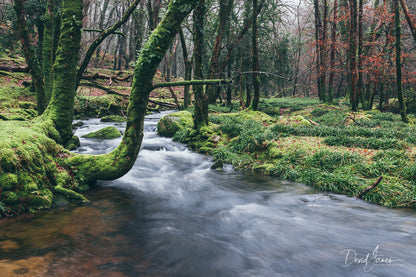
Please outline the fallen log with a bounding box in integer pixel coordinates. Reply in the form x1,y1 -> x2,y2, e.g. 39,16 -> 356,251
82,72 -> 132,83
0,65 -> 29,73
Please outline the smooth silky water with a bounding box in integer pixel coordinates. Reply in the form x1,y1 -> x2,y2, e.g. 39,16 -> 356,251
1,112 -> 416,276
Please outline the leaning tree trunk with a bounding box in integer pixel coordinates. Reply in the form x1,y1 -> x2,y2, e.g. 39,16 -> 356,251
68,0 -> 199,183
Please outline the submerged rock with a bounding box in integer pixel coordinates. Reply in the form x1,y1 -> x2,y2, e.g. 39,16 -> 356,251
100,115 -> 126,123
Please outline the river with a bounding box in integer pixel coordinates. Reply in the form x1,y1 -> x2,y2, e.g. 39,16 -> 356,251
1,112 -> 416,276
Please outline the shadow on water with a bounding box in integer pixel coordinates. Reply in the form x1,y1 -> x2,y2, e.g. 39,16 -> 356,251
1,112 -> 416,277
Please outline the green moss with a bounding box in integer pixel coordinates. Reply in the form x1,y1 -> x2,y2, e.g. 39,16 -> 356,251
82,126 -> 122,139
100,115 -> 126,122
157,111 -> 193,137
0,119 -> 89,216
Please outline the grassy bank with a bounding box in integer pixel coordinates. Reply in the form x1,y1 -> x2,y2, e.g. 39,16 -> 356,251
159,98 -> 416,208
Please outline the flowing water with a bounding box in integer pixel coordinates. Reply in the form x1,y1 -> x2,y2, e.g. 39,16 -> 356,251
1,112 -> 416,277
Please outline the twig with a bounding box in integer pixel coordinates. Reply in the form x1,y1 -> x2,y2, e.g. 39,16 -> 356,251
356,176 -> 383,199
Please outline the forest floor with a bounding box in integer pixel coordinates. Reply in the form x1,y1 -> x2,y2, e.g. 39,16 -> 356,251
1,63 -> 416,210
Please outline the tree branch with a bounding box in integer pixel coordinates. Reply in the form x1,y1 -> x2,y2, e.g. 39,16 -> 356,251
152,79 -> 231,89
76,0 -> 141,87
356,176 -> 383,199
81,28 -> 125,36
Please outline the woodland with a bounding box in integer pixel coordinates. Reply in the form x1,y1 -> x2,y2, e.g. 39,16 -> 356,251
1,0 -> 416,217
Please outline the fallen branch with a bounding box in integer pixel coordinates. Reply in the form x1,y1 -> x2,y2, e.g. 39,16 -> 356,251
356,176 -> 383,199
79,81 -> 128,97
148,99 -> 177,108
308,119 -> 320,126
81,28 -> 125,36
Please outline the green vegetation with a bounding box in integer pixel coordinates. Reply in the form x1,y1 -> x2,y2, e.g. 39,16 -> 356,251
82,126 -> 122,139
161,98 -> 416,208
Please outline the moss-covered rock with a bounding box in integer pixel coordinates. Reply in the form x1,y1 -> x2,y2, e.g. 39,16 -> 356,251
157,111 -> 193,137
82,126 -> 122,139
100,115 -> 126,122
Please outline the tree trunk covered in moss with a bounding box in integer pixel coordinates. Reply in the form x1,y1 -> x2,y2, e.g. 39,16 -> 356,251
68,0 -> 198,183
250,0 -> 260,111
394,0 -> 409,123
193,0 -> 208,129
41,0 -> 83,143
42,0 -> 55,103
13,0 -> 47,114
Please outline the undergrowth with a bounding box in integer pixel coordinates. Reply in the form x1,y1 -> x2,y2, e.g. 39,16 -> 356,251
160,98 -> 416,208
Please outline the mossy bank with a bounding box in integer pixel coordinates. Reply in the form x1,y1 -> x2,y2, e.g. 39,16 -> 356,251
159,102 -> 416,209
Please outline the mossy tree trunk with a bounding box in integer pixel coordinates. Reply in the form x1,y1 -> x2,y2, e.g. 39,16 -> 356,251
68,0 -> 199,183
41,0 -> 83,143
193,0 -> 208,129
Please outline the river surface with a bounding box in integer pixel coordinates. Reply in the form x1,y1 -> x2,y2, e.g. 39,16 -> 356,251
1,112 -> 416,277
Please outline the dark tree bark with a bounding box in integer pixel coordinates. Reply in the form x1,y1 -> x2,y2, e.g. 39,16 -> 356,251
394,0 -> 409,123
313,0 -> 324,101
13,0 -> 46,114
328,0 -> 337,102
348,0 -> 358,111
207,0 -> 234,104
399,0 -> 416,44
42,0 -> 55,103
250,0 -> 260,111
179,27 -> 193,109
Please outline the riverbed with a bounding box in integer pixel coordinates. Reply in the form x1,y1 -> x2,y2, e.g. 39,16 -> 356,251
1,112 -> 415,276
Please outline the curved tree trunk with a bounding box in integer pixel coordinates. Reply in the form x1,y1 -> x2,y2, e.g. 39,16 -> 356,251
68,0 -> 199,183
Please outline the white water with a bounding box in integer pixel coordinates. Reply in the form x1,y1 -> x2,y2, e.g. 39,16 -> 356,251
71,112 -> 416,276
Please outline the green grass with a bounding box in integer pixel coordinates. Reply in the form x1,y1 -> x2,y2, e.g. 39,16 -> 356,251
160,97 -> 416,208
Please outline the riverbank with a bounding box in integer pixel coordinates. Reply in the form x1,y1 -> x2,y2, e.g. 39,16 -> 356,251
158,99 -> 416,208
